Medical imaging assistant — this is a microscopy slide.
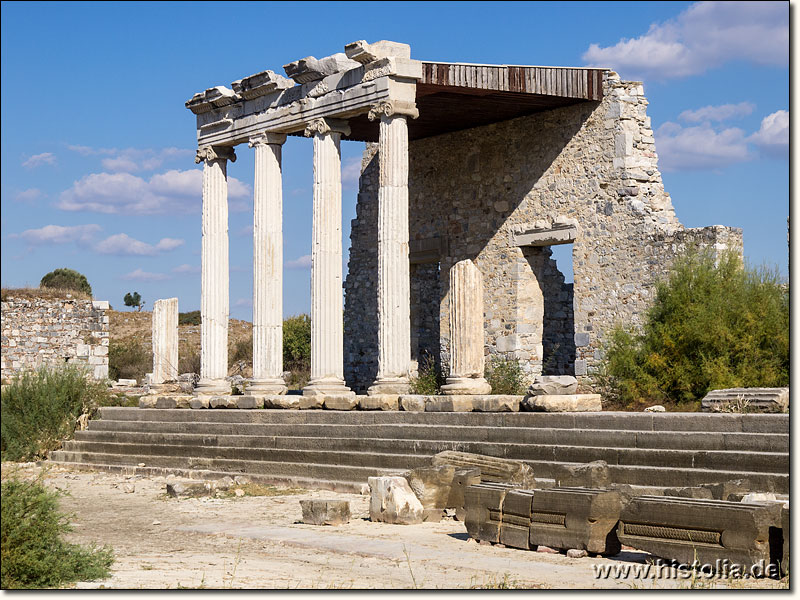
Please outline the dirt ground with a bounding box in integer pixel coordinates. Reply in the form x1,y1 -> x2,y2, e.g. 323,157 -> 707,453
1,462 -> 787,590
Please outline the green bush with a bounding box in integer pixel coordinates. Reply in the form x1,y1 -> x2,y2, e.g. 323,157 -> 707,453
178,310 -> 201,326
596,250 -> 789,410
283,314 -> 311,372
39,268 -> 92,296
485,356 -> 527,395
108,337 -> 152,383
1,365 -> 112,462
1,474 -> 113,588
409,353 -> 445,395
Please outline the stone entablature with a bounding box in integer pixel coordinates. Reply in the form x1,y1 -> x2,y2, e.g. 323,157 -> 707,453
1,296 -> 109,382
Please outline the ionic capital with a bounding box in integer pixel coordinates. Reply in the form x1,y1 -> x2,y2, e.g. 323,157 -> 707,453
195,145 -> 237,164
368,99 -> 419,121
303,117 -> 351,138
248,132 -> 288,148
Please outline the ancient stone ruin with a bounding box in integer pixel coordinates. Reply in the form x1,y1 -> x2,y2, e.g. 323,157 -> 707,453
184,38 -> 741,401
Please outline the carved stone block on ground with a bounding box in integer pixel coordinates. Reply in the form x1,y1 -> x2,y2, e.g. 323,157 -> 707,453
471,395 -> 521,412
139,396 -> 157,409
529,487 -> 624,555
155,395 -> 191,409
432,450 -> 535,488
189,396 -> 210,409
527,375 -> 578,396
398,395 -> 426,412
499,489 -> 536,550
617,495 -> 783,570
368,476 -> 424,524
424,396 -> 474,412
522,394 -> 602,412
463,482 -> 517,543
166,480 -> 213,498
555,460 -> 610,488
699,479 -> 751,501
404,465 -> 456,521
300,499 -> 351,525
234,395 -> 265,409
263,395 -> 324,410
324,395 -> 359,410
702,387 -> 789,413
449,468 -> 483,521
209,396 -> 238,409
663,486 -> 714,500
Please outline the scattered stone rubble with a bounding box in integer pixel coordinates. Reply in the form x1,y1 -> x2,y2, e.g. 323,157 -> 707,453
300,499 -> 351,525
702,387 -> 789,413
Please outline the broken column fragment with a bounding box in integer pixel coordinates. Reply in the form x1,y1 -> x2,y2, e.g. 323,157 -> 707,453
151,298 -> 178,389
441,260 -> 492,395
368,476 -> 424,524
432,451 -> 535,488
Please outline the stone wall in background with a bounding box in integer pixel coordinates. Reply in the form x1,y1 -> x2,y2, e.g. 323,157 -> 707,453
344,71 -> 743,391
1,295 -> 110,382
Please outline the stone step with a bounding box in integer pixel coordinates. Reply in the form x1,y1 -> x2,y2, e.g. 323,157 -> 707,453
83,421 -> 788,452
65,434 -> 789,474
94,407 -> 789,433
48,449 -> 788,493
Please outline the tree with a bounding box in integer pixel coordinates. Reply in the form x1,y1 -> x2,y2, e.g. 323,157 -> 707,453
39,268 -> 92,296
597,249 -> 789,410
123,292 -> 144,312
283,314 -> 311,370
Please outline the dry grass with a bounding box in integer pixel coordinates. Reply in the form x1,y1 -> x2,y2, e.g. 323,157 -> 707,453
1,287 -> 92,302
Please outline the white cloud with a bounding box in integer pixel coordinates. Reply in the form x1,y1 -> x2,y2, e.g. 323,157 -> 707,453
342,157 -> 362,189
233,298 -> 253,308
286,254 -> 312,269
120,268 -> 170,282
15,188 -> 45,203
94,233 -> 185,256
748,110 -> 788,159
654,121 -> 751,171
172,264 -> 200,274
13,224 -> 101,245
57,168 -> 251,215
678,102 -> 755,123
583,1 -> 788,80
67,145 -> 193,173
22,152 -> 56,168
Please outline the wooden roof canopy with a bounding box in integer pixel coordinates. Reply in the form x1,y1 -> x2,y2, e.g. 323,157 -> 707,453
345,62 -> 607,142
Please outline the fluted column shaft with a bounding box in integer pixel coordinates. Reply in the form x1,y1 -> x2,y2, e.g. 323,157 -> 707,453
368,111 -> 412,395
303,118 -> 353,397
196,146 -> 235,395
249,133 -> 288,395
151,297 -> 178,386
441,259 -> 492,395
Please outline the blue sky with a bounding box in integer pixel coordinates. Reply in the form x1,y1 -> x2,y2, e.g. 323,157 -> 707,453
1,1 -> 789,320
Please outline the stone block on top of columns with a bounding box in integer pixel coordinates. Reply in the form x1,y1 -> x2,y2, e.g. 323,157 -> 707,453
302,117 -> 354,399
248,132 -> 289,396
195,144 -> 236,397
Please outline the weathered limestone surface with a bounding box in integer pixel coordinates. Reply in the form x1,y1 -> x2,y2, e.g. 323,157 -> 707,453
368,476 -> 424,524
702,387 -> 789,413
527,375 -> 578,396
441,260 -> 492,395
432,451 -> 535,488
196,146 -> 235,395
523,394 -> 602,412
464,482 -> 516,543
617,496 -> 783,571
448,468 -> 482,521
404,465 -> 455,521
249,133 -> 288,396
358,394 -> 399,410
555,460 -> 610,488
151,298 -> 178,386
344,73 -> 743,390
423,395 -> 521,412
0,296 -> 109,382
300,499 -> 351,525
499,488 -> 537,550
302,119 -> 354,400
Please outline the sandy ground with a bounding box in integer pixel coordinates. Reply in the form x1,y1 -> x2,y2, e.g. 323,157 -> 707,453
1,462 -> 786,590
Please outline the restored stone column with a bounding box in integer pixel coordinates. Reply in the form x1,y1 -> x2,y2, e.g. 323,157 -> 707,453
249,133 -> 289,395
441,259 -> 492,395
302,118 -> 354,398
367,100 -> 418,396
195,145 -> 235,395
151,298 -> 179,391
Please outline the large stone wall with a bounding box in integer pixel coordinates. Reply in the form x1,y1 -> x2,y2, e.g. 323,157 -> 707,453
344,72 -> 742,391
1,295 -> 110,382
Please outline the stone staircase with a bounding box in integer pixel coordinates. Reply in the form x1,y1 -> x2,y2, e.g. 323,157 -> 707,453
49,408 -> 789,494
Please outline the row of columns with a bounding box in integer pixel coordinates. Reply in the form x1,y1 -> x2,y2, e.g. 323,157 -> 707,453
194,103 -> 415,397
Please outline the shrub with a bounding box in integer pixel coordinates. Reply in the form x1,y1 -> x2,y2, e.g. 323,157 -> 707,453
1,365 -> 112,462
108,337 -> 152,383
229,335 -> 253,368
409,353 -> 445,395
1,474 -> 113,588
39,268 -> 92,296
178,310 -> 201,326
485,356 -> 527,395
178,342 -> 201,375
283,314 -> 311,373
596,250 -> 789,410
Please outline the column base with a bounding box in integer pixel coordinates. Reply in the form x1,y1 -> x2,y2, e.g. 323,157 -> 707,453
367,377 -> 410,396
440,376 -> 492,396
303,377 -> 354,398
248,378 -> 288,396
194,378 -> 231,396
